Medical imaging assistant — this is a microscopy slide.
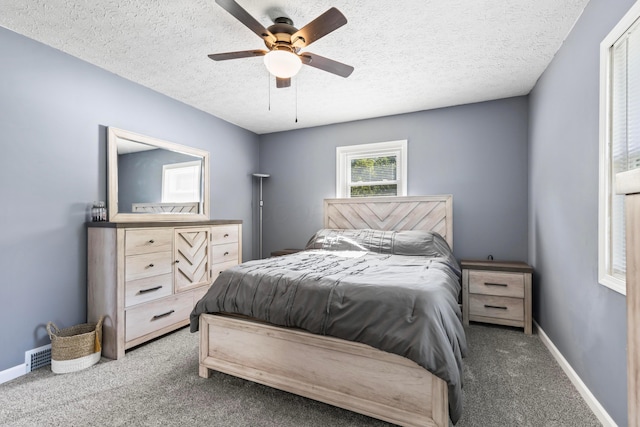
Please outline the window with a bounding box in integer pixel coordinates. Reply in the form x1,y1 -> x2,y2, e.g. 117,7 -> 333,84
336,140 -> 407,198
162,161 -> 202,203
598,2 -> 640,295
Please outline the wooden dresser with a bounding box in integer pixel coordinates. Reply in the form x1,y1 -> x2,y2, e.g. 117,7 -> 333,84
461,260 -> 533,334
87,220 -> 242,359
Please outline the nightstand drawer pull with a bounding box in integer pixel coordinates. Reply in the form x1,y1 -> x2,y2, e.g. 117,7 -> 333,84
152,310 -> 175,320
485,282 -> 508,287
484,304 -> 508,310
139,285 -> 162,294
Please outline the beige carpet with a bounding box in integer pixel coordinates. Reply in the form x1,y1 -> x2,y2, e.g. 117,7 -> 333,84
0,324 -> 601,426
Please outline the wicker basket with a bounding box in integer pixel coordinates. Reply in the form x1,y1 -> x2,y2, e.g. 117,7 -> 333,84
46,316 -> 103,374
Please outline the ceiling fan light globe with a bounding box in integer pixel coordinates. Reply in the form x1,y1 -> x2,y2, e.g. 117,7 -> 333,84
264,50 -> 302,78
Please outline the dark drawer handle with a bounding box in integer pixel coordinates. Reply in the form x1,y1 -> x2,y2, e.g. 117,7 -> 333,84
149,239 -> 155,244
224,233 -> 229,238
484,304 -> 507,310
485,282 -> 508,287
224,251 -> 229,256
139,285 -> 162,294
152,310 -> 175,320
175,260 -> 180,264
147,263 -> 154,268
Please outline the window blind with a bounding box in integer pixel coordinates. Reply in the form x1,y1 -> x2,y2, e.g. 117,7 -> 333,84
609,20 -> 640,278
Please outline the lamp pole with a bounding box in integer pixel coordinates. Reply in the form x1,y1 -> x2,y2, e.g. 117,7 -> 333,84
253,173 -> 270,259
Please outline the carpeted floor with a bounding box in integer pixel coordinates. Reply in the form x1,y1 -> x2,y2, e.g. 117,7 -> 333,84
0,324 -> 601,427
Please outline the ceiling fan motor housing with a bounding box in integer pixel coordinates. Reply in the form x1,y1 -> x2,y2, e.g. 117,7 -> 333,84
265,17 -> 305,50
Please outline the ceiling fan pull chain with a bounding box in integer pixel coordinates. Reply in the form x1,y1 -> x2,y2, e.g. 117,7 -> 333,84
295,77 -> 298,123
268,73 -> 271,111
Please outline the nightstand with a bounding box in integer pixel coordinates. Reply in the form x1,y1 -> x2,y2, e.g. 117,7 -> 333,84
461,260 -> 533,334
270,249 -> 303,257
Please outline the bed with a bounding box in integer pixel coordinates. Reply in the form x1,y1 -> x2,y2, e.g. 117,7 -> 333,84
190,195 -> 466,427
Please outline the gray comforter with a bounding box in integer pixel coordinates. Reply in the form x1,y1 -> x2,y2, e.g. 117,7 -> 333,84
190,230 -> 467,423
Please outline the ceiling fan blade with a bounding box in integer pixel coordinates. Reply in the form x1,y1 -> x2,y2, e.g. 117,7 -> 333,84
291,7 -> 347,48
300,53 -> 354,78
276,77 -> 291,88
208,50 -> 267,61
215,0 -> 276,44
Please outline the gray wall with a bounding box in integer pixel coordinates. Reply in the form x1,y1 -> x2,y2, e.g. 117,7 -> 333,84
528,0 -> 632,424
0,27 -> 259,372
258,97 -> 529,261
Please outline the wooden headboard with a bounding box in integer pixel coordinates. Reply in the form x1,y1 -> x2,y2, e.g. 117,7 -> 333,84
324,195 -> 453,249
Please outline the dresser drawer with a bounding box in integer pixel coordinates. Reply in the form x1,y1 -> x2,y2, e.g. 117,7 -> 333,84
125,273 -> 172,307
125,229 -> 173,255
211,260 -> 239,281
212,242 -> 239,264
125,292 -> 193,342
468,270 -> 524,298
211,225 -> 239,244
125,251 -> 172,281
469,294 -> 524,322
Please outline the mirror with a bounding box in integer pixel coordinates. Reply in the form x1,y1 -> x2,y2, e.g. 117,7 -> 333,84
107,127 -> 209,222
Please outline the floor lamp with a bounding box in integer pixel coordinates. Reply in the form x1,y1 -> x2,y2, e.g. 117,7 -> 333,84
253,173 -> 270,259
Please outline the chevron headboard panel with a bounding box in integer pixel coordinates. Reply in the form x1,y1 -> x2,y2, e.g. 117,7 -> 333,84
324,195 -> 453,249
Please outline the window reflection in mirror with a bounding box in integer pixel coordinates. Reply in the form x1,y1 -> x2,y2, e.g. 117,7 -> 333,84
162,161 -> 202,204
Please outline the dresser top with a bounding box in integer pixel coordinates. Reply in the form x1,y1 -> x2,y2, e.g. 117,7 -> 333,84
460,259 -> 533,273
87,219 -> 242,228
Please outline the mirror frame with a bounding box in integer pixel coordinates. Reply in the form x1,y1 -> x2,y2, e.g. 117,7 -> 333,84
107,127 -> 210,222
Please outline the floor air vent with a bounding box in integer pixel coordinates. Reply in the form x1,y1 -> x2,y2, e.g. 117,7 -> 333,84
25,344 -> 51,372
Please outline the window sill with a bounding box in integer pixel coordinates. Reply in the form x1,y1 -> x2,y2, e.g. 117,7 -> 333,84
599,274 -> 626,296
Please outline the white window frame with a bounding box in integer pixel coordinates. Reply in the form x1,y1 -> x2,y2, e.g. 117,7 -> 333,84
161,160 -> 202,203
598,2 -> 640,295
336,140 -> 407,198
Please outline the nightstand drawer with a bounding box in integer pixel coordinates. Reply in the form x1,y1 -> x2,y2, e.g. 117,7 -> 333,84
468,270 -> 524,298
469,295 -> 524,322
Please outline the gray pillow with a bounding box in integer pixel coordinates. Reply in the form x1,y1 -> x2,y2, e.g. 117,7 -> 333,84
305,228 -> 451,257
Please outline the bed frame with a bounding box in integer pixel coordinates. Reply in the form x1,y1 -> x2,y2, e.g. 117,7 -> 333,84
199,195 -> 454,427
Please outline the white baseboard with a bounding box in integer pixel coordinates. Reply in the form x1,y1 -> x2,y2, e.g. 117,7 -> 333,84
535,321 -> 618,427
0,364 -> 26,385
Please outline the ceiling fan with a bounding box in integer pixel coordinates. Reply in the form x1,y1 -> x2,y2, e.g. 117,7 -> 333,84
208,0 -> 354,88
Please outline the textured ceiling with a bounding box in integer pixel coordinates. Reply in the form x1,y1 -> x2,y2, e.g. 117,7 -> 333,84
0,0 -> 589,134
